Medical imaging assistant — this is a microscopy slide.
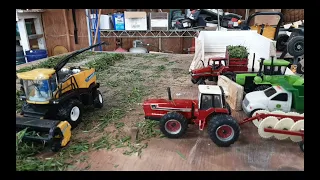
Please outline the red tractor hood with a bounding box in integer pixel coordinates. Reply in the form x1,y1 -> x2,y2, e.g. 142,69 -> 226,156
143,98 -> 198,120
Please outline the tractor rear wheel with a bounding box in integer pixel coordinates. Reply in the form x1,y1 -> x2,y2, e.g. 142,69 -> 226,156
159,112 -> 188,138
93,90 -> 104,108
57,99 -> 84,129
207,114 -> 240,147
254,85 -> 270,91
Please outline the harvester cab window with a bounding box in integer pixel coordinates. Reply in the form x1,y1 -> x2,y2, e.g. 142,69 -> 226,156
49,74 -> 58,93
273,66 -> 285,75
200,94 -> 213,110
24,79 -> 52,102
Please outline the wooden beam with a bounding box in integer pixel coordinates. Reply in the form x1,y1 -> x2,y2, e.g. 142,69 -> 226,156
93,9 -> 102,45
63,9 -> 71,51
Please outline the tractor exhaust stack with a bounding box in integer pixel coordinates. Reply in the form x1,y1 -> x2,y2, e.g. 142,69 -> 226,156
167,87 -> 172,100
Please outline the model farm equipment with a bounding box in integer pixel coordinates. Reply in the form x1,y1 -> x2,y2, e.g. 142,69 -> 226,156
239,111 -> 304,152
16,42 -> 106,152
240,81 -> 304,152
143,85 -> 240,147
190,45 -> 250,85
235,56 -> 304,93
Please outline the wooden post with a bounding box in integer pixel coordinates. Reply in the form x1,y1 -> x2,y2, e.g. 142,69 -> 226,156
17,19 -> 30,63
93,9 -> 102,45
63,9 -> 71,51
33,14 -> 46,50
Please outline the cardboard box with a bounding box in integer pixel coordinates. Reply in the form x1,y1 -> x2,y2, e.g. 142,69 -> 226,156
91,14 -> 112,30
149,12 -> 168,31
124,11 -> 147,30
250,9 -> 282,26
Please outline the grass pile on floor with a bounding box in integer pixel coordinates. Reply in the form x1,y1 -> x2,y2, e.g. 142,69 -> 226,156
16,52 -> 124,73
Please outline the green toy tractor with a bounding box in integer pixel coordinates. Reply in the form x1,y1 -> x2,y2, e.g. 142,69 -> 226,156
235,57 -> 304,93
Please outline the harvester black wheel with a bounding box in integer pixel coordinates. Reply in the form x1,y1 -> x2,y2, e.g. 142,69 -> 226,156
57,99 -> 84,129
93,90 -> 104,108
299,141 -> 304,152
254,85 -> 270,91
160,112 -> 188,138
207,114 -> 240,147
287,36 -> 304,57
51,141 -> 62,152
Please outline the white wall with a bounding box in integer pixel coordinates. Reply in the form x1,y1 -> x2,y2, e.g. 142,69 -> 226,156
197,30 -> 276,71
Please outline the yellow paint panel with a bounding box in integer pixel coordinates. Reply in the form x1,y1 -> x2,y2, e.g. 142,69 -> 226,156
251,25 -> 277,40
57,121 -> 71,147
17,68 -> 55,80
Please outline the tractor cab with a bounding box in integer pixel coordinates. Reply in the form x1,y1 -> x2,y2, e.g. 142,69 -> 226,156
208,58 -> 227,71
257,57 -> 290,76
198,85 -> 226,110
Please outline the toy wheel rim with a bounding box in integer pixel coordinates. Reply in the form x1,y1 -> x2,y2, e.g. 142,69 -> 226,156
215,125 -> 234,142
98,94 -> 103,103
70,106 -> 80,121
165,120 -> 182,134
294,42 -> 303,52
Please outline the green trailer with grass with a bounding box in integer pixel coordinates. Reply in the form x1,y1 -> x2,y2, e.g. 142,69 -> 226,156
235,57 -> 304,93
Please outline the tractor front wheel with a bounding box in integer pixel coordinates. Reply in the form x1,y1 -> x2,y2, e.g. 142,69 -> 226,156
207,114 -> 240,147
93,90 -> 104,108
57,99 -> 84,129
159,112 -> 188,138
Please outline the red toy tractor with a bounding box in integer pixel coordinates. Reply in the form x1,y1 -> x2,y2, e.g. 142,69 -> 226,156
143,85 -> 240,147
191,56 -> 249,85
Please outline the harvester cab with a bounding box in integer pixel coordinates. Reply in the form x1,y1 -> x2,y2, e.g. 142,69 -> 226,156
16,42 -> 107,152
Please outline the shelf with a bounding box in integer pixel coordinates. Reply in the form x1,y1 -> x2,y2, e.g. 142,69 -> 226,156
96,29 -> 212,38
16,9 -> 45,13
28,34 -> 43,40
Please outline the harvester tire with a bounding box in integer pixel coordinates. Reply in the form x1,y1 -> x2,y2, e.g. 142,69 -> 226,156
57,99 -> 84,129
93,90 -> 104,108
159,112 -> 188,138
207,114 -> 240,147
254,85 -> 270,91
51,141 -> 62,152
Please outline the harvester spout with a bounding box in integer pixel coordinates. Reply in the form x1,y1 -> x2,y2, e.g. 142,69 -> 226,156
258,58 -> 265,76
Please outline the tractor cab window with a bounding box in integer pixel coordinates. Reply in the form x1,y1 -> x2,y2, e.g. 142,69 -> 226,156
200,94 -> 213,110
212,60 -> 225,69
213,94 -> 223,108
263,65 -> 271,75
273,66 -> 286,75
200,94 -> 223,110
